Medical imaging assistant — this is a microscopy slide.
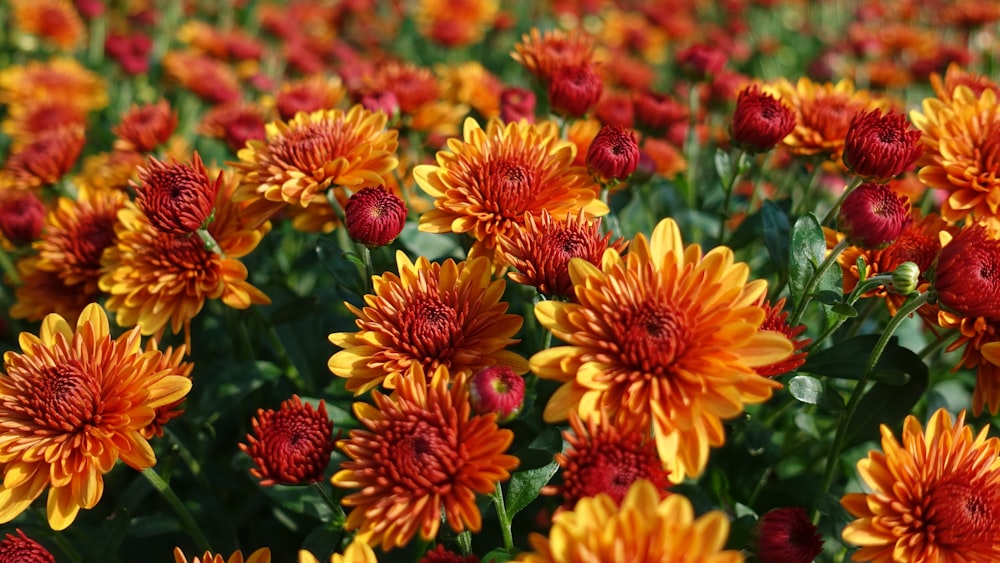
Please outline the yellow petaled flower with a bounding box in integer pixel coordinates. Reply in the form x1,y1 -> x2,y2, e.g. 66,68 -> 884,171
416,0 -> 499,47
0,303 -> 192,530
298,539 -> 377,563
100,170 -> 270,346
0,58 -> 108,112
515,479 -> 744,563
841,408 -> 1000,562
530,218 -> 790,482
173,547 -> 271,563
332,365 -> 519,551
232,105 -> 398,221
437,61 -> 502,119
329,251 -> 527,394
414,117 -> 607,261
10,0 -> 85,51
911,85 -> 1000,228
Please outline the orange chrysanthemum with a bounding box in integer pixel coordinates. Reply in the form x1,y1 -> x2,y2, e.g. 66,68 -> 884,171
358,62 -> 440,116
1,97 -> 88,146
74,149 -> 146,192
0,303 -> 192,530
416,0 -> 499,47
162,50 -> 240,105
113,100 -> 179,153
911,85 -> 1000,227
841,409 -> 1000,562
173,547 -> 271,563
9,255 -> 94,324
929,63 -> 1000,102
328,251 -> 527,394
437,62 -> 502,119
512,28 -> 597,86
10,0 -> 84,51
414,117 -> 606,260
0,58 -> 107,111
99,170 -> 270,345
1,125 -> 86,189
332,365 -> 519,551
939,311 -> 1000,415
275,75 -> 347,122
298,539 -> 377,563
516,479 -> 744,563
767,77 -> 883,160
530,218 -> 791,482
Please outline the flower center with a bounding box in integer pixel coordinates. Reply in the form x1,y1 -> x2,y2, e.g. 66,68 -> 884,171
69,213 -> 118,272
29,362 -> 100,432
397,294 -> 463,364
480,159 -> 537,216
617,304 -> 687,374
385,418 -> 457,490
925,480 -> 1000,546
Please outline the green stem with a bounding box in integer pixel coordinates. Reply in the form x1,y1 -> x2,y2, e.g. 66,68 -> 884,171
87,13 -> 107,67
492,482 -> 515,555
358,244 -> 374,295
142,467 -> 212,553
310,481 -> 346,526
196,228 -> 224,256
813,291 -> 931,519
455,530 -> 473,557
792,158 -> 824,216
46,526 -> 83,563
718,148 -> 749,244
821,176 -> 865,226
599,187 -> 622,240
789,237 -> 851,327
683,85 -> 701,210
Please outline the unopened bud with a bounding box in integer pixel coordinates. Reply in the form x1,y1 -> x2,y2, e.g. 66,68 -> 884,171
891,261 -> 920,295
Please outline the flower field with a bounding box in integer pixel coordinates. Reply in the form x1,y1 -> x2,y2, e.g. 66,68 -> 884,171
0,0 -> 998,561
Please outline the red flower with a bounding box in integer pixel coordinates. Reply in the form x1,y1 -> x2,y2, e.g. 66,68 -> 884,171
104,33 -> 153,75
838,182 -> 911,249
0,192 -> 44,245
934,224 -> 1000,319
418,544 -> 479,563
239,395 -> 335,486
633,91 -> 687,132
113,99 -> 178,153
842,109 -> 923,181
360,90 -> 400,119
595,91 -> 635,128
754,297 -> 811,377
469,365 -> 525,423
586,125 -> 640,184
499,87 -> 536,123
731,85 -> 796,153
676,43 -> 727,79
133,153 -> 220,235
344,185 -> 407,248
753,507 -> 823,563
0,529 -> 55,563
548,64 -> 603,118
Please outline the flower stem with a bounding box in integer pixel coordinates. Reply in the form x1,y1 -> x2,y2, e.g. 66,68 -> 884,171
196,228 -> 224,256
142,467 -> 213,553
821,176 -> 865,226
492,482 -> 515,555
718,148 -> 749,244
358,244 -> 374,295
0,245 -> 21,286
789,237 -> 851,326
599,187 -> 622,240
682,85 -> 701,210
310,481 -> 346,526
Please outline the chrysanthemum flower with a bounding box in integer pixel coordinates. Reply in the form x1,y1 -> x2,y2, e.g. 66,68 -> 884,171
0,191 -> 45,246
414,117 -> 606,260
419,544 -> 479,563
1,125 -> 86,189
0,58 -> 107,111
74,149 -> 146,192
1,97 -> 88,146
754,297 -> 811,377
499,87 -> 536,123
929,63 -> 999,101
332,365 -> 519,551
240,395 -> 334,486
530,218 -> 791,482
10,255 -> 94,324
437,61 -> 502,119
512,28 -> 596,86
548,63 -> 603,118
357,62 -> 440,116
939,314 -> 1000,415
841,408 -> 1000,562
544,412 -> 670,512
112,100 -> 178,153
142,341 -> 193,439
133,153 -> 220,235
416,0 -> 498,47
752,507 -> 823,563
100,170 -> 270,345
232,106 -> 398,226
911,85 -> 1000,227
842,109 -> 923,181
298,539 -> 376,563
837,182 -> 911,249
0,529 -> 55,562
162,51 -> 240,105
173,547 -> 271,563
586,125 -> 640,184
11,0 -> 84,51
0,303 -> 193,530
329,252 -> 527,394
633,90 -> 688,132
495,210 -> 626,298
104,33 -> 153,76
933,223 -> 1000,319
731,84 -> 797,153
275,75 -> 347,122
200,101 -> 269,153
516,479 -> 743,562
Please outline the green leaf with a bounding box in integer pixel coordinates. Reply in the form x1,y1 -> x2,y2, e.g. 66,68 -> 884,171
398,223 -> 464,260
761,200 -> 790,274
715,149 -> 733,182
513,448 -> 557,471
482,548 -> 511,563
505,462 -> 559,518
814,290 -> 843,305
815,491 -> 855,542
789,213 -> 840,308
844,344 -> 929,447
788,375 -> 844,412
831,303 -> 858,317
801,335 -> 920,385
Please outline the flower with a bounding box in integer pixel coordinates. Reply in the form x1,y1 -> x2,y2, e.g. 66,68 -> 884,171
298,540 -> 377,563
0,191 -> 45,246
0,529 -> 55,563
495,210 -> 627,298
841,408 -> 1000,562
499,87 -> 536,123
545,412 -> 670,512
9,255 -> 94,324
133,153 -> 220,235
142,341 -> 193,439
754,297 -> 811,377
331,365 -> 519,551
842,109 -> 923,181
275,75 -> 347,122
586,125 -> 640,184
929,63 -> 1000,101
1,97 -> 88,145
837,182 -> 911,249
416,0 -> 498,47
344,186 -> 407,247
1,125 -> 86,189
199,101 -> 268,153
240,395 -> 335,486
328,252 -> 528,394
515,479 -> 744,562
232,106 -> 399,225
104,33 -> 153,75
173,547 -> 272,563
413,117 -> 606,260
113,100 -> 178,153
676,43 -> 727,79
932,223 -> 1000,319
419,544 -> 479,563
469,365 -> 525,422
357,62 -> 441,116
752,508 -> 823,563
529,218 -> 790,482
633,91 -> 688,132
547,64 -> 603,118
911,85 -> 1000,227
162,51 -> 240,105
0,58 -> 107,111
0,303 -> 192,530
731,84 -> 796,153
512,28 -> 596,86
10,0 -> 84,51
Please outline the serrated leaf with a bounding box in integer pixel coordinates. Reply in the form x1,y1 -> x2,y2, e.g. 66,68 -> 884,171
505,462 -> 559,518
788,375 -> 844,412
762,200 -> 790,274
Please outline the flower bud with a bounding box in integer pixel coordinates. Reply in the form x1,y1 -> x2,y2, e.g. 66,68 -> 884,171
0,529 -> 55,563
500,87 -> 536,123
731,85 -> 796,153
344,186 -> 407,248
676,43 -> 728,80
752,507 -> 824,563
837,182 -> 911,249
0,192 -> 45,245
586,125 -> 640,184
933,224 -> 1000,319
133,153 -> 220,235
548,64 -> 603,118
239,395 -> 335,486
360,91 -> 400,120
842,109 -> 923,181
890,261 -> 920,295
469,365 -> 525,423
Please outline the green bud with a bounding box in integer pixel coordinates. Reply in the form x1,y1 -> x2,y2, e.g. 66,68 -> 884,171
891,261 -> 920,295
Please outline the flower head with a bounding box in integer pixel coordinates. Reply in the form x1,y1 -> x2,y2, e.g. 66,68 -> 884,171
752,508 -> 823,563
163,51 -> 240,105
329,252 -> 528,394
275,75 -> 347,122
499,87 -> 536,123
754,297 -> 811,377
416,0 -> 498,47
841,408 -> 1000,562
516,479 -> 743,562
133,153 -> 220,235
586,125 -> 640,184
932,223 -> 1000,319
731,85 -> 796,153
11,0 -> 84,51
240,395 -> 334,486
113,100 -> 178,153
469,365 -> 525,422
0,529 -> 55,563
838,182 -> 912,249
0,303 -> 192,530
512,28 -> 596,86
633,91 -> 687,132
676,43 -> 727,79
418,544 -> 479,563
0,58 -> 107,111
344,186 -> 407,247
173,547 -> 272,563
200,101 -> 268,153
529,218 -> 790,482
842,109 -> 923,181
104,33 -> 153,75
0,191 -> 45,246
548,64 -> 603,118
299,539 -> 377,563
332,365 -> 519,551
1,125 -> 85,189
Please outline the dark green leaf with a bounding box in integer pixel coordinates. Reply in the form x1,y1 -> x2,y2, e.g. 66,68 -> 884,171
788,213 -> 841,308
269,296 -> 321,325
482,548 -> 511,563
88,508 -> 131,561
398,223 -> 464,261
513,448 -> 557,471
844,344 -> 928,447
505,462 -> 559,518
762,200 -> 790,274
815,491 -> 855,541
814,290 -> 843,305
831,303 -> 858,317
801,335 -> 922,385
788,375 -> 844,412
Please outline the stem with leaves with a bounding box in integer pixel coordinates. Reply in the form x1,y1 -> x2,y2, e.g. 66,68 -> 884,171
143,467 -> 213,553
789,237 -> 851,326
